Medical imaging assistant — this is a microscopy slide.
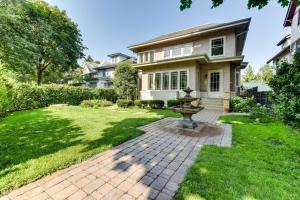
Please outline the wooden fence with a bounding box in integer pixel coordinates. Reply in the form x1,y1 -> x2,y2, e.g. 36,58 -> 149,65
239,87 -> 272,106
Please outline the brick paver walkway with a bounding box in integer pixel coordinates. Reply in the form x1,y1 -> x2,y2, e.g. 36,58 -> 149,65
1,110 -> 231,200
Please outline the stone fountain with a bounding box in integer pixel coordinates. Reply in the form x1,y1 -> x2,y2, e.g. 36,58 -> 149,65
171,87 -> 204,129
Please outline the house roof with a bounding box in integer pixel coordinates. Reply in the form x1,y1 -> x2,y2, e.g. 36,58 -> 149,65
128,18 -> 251,50
284,0 -> 297,27
277,34 -> 291,46
267,46 -> 290,63
94,61 -> 116,70
82,61 -> 98,74
107,53 -> 131,58
242,82 -> 272,92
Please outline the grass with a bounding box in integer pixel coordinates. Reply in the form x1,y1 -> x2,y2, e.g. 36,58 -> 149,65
0,105 -> 179,195
174,115 -> 300,200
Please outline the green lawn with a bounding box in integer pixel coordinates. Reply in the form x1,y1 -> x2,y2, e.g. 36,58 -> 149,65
0,105 -> 179,195
174,115 -> 300,200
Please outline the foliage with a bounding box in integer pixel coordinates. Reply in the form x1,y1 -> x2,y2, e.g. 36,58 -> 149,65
242,65 -> 259,82
230,96 -> 256,112
269,53 -> 300,128
167,99 -> 181,107
116,99 -> 133,108
113,61 -> 138,100
174,115 -> 300,200
0,0 -> 85,85
148,100 -> 165,109
80,99 -> 113,108
0,83 -> 118,117
0,106 -> 179,194
133,99 -> 142,107
0,67 -> 14,117
249,104 -> 273,123
179,0 -> 292,10
257,64 -> 274,83
140,100 -> 151,108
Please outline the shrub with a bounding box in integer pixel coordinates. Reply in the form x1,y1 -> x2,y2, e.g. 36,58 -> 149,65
116,99 -> 133,108
148,100 -> 165,109
80,99 -> 113,108
140,100 -> 150,108
249,104 -> 273,123
167,99 -> 181,107
230,96 -> 256,112
2,83 -> 118,115
134,100 -> 142,107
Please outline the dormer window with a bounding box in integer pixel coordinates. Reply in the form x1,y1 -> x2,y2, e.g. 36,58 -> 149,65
211,37 -> 225,57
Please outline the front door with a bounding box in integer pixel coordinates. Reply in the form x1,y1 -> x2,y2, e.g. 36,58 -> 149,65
208,70 -> 223,98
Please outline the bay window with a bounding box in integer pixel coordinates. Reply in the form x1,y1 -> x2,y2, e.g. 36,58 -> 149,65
180,71 -> 187,89
148,74 -> 153,90
171,72 -> 178,90
162,72 -> 169,90
155,73 -> 161,90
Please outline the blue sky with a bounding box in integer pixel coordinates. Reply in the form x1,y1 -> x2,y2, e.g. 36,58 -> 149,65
46,0 -> 289,71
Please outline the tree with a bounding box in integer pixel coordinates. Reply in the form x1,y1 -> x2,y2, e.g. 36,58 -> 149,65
0,0 -> 85,85
180,0 -> 294,10
113,61 -> 138,100
242,65 -> 259,82
85,55 -> 100,64
269,53 -> 300,128
257,64 -> 274,83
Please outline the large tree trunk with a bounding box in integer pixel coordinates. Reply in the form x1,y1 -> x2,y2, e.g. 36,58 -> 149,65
37,66 -> 43,85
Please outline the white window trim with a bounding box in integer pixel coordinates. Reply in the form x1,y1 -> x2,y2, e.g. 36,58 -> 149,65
138,50 -> 155,64
146,69 -> 189,91
210,36 -> 226,57
162,43 -> 193,60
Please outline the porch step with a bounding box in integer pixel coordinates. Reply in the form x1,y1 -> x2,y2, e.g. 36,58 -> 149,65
200,98 -> 223,111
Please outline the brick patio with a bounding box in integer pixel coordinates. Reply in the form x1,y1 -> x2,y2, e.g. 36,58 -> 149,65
0,110 -> 231,200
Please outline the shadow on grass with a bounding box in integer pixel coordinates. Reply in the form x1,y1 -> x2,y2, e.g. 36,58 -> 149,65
0,109 -> 85,176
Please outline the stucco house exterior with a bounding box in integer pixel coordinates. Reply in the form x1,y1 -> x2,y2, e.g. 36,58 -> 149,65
128,18 -> 251,111
268,0 -> 300,64
82,53 -> 136,88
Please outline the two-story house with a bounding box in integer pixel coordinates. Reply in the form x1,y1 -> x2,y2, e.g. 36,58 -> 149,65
83,53 -> 136,88
128,18 -> 251,111
268,0 -> 300,64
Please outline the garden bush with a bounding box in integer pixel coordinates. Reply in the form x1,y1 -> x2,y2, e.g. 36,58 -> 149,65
116,99 -> 133,108
148,100 -> 165,109
167,99 -> 181,107
249,104 -> 273,123
80,99 -> 113,108
0,73 -> 13,117
134,100 -> 142,107
230,96 -> 256,112
140,100 -> 150,108
0,83 -> 118,117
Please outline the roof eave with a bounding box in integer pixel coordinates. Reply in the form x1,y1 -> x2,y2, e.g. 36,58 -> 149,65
128,18 -> 251,51
283,0 -> 296,27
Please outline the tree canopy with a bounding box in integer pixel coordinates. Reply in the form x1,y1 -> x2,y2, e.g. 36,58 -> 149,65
0,0 -> 85,85
113,61 -> 138,100
242,65 -> 259,82
269,53 -> 300,128
257,64 -> 274,83
180,0 -> 294,10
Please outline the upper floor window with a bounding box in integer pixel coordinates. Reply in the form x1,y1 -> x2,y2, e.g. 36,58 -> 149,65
139,51 -> 154,64
163,43 -> 193,59
211,37 -> 224,57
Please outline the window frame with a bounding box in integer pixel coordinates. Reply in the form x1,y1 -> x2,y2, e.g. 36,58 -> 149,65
148,73 -> 154,90
146,69 -> 189,91
235,69 -> 240,87
210,36 -> 225,57
138,50 -> 155,64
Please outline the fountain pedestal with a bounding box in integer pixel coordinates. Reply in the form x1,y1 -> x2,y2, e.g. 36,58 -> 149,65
171,87 -> 203,129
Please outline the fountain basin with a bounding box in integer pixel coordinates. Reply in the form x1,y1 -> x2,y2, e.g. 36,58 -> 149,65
171,106 -> 204,129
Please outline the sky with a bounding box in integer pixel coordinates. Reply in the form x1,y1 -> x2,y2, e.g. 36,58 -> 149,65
46,0 -> 290,72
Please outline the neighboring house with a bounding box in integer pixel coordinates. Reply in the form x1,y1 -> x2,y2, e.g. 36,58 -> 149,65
128,18 -> 251,111
268,0 -> 300,64
242,82 -> 272,92
82,53 -> 136,88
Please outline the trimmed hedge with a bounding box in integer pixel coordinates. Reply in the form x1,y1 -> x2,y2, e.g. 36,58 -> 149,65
148,100 -> 164,109
167,99 -> 181,107
0,83 -> 118,117
80,99 -> 113,108
116,99 -> 133,108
